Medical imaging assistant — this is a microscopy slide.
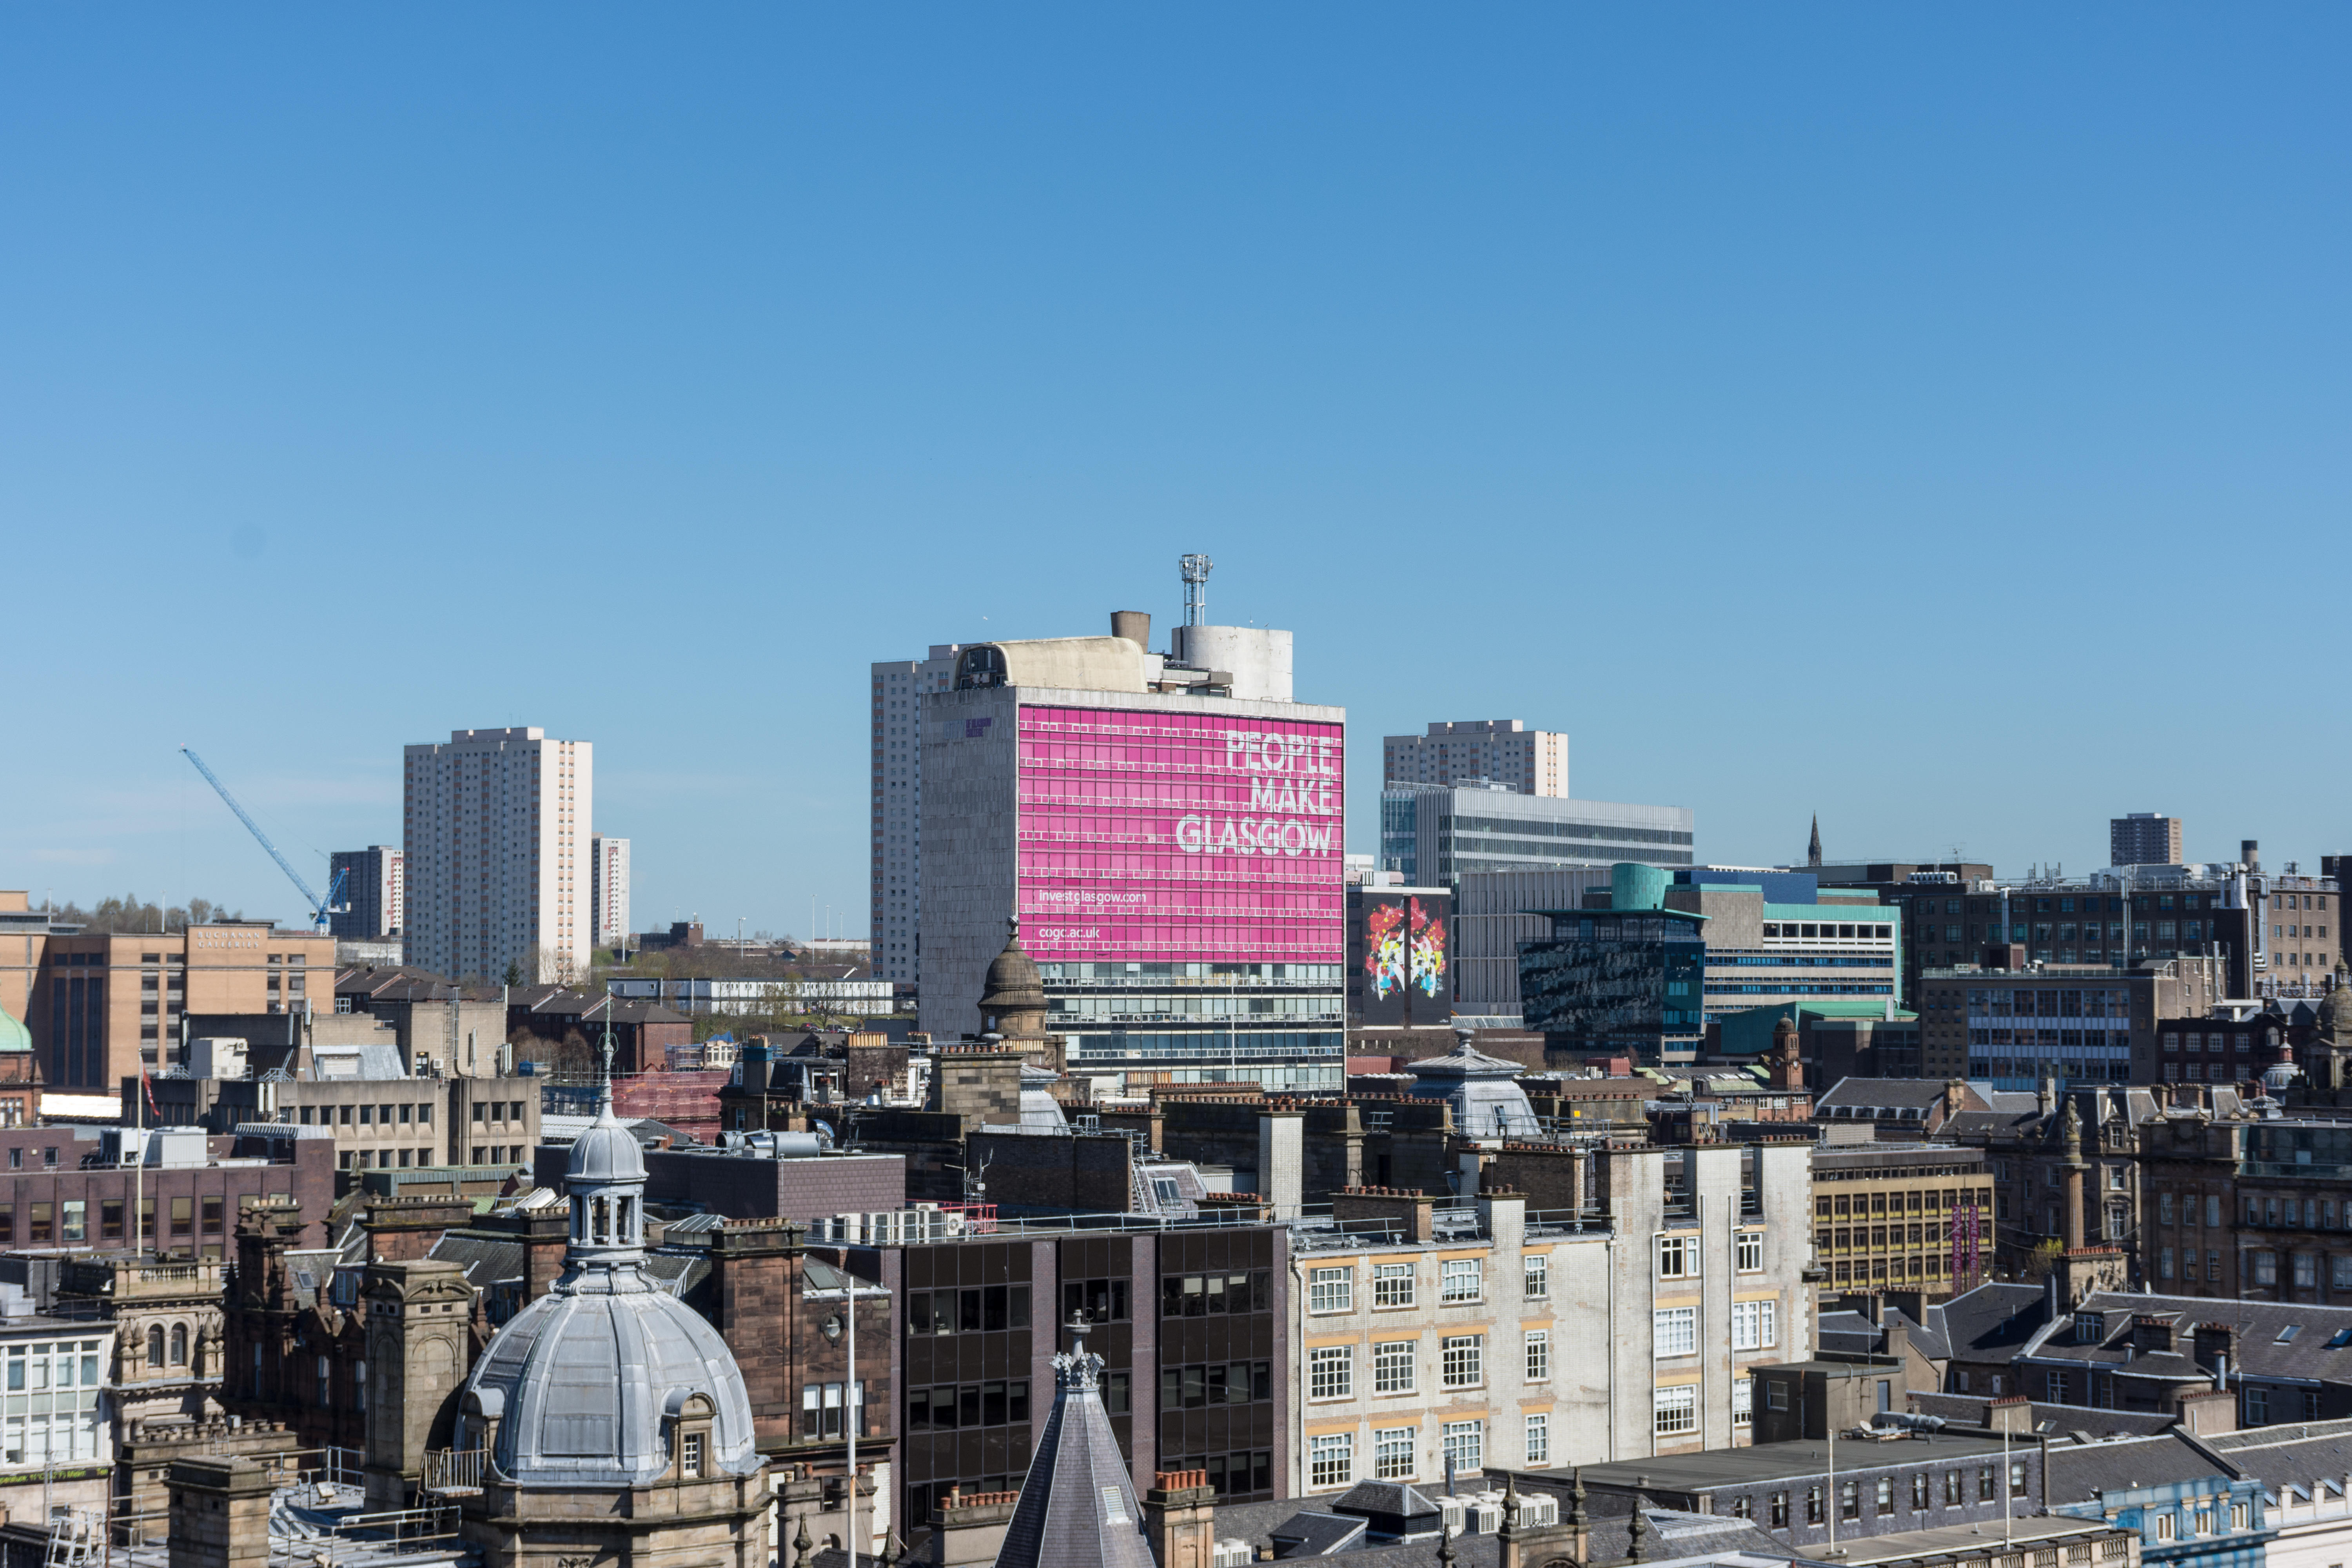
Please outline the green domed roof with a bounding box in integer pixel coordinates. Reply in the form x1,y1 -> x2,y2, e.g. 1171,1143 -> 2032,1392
0,1005 -> 29,1054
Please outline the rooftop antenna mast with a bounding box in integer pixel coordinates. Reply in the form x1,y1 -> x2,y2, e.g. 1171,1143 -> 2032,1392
1180,554 -> 1212,627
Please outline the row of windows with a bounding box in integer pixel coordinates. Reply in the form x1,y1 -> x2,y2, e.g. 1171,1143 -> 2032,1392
1162,1361 -> 1272,1408
299,1102 -> 434,1127
1722,1464 -> 2025,1525
1653,1232 -> 1768,1279
906,1380 -> 1021,1431
1308,1418 -> 1521,1489
0,1195 -> 275,1245
905,1286 -> 1033,1336
1816,1189 -> 1990,1217
1306,1333 -> 1548,1399
1304,1257 -> 1528,1314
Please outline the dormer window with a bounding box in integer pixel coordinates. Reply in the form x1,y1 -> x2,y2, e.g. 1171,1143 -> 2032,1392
2074,1312 -> 2103,1345
682,1431 -> 705,1478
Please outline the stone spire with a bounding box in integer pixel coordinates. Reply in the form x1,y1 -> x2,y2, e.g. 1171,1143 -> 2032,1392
1807,815 -> 1823,868
1624,1493 -> 1652,1563
995,1316 -> 1154,1568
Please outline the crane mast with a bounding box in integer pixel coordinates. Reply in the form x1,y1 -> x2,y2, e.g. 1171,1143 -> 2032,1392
179,746 -> 349,931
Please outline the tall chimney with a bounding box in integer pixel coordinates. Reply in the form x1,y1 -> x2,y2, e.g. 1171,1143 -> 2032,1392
1111,611 -> 1152,651
2243,840 -> 2261,871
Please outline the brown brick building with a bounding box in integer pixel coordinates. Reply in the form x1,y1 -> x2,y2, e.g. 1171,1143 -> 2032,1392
0,912 -> 335,1090
0,1125 -> 335,1258
1916,956 -> 2227,1085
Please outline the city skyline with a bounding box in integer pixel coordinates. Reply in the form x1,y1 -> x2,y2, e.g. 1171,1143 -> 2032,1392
5,10 -> 2348,936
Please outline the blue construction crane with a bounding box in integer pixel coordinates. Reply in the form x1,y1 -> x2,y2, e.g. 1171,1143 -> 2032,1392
180,746 -> 350,932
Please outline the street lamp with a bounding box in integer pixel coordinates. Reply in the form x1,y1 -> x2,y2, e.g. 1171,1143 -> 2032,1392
805,1266 -> 881,1567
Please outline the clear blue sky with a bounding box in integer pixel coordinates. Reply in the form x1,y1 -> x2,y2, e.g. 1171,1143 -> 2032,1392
5,9 -> 2346,937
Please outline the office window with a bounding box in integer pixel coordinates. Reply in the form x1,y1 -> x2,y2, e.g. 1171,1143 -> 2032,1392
1525,1413 -> 1550,1465
1525,1330 -> 1549,1382
1736,1231 -> 1764,1273
1441,1420 -> 1483,1474
1653,1385 -> 1698,1437
1441,1336 -> 1482,1388
1842,1481 -> 1860,1521
1524,1254 -> 1548,1298
1309,1433 -> 1353,1490
1308,1267 -> 1353,1314
1731,1299 -> 1778,1351
1912,1474 -> 1928,1510
1309,1346 -> 1353,1401
2247,1387 -> 2270,1424
1654,1307 -> 1697,1357
1979,1467 -> 1995,1501
2010,1462 -> 2027,1497
1877,1477 -> 1895,1515
1439,1259 -> 1481,1303
1373,1340 -> 1416,1395
1770,1493 -> 1789,1528
1656,1234 -> 1700,1279
1733,1378 -> 1752,1428
1373,1427 -> 1415,1480
1945,1471 -> 1962,1506
1372,1263 -> 1416,1308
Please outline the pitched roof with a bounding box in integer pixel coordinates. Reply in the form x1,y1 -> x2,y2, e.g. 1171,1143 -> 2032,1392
2025,1291 -> 2352,1385
995,1332 -> 1155,1568
2198,1417 -> 2352,1494
2043,1432 -> 2235,1506
1818,1078 -> 1956,1111
1927,1283 -> 2052,1360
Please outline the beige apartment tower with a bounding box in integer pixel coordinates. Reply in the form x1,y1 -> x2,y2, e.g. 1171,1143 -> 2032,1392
403,728 -> 592,984
1383,720 -> 1569,796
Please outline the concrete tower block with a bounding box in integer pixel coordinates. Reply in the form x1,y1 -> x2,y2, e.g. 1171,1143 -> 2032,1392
361,1258 -> 475,1510
167,1456 -> 274,1568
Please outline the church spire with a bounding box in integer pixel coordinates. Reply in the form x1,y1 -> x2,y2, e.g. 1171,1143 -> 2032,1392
1807,814 -> 1823,868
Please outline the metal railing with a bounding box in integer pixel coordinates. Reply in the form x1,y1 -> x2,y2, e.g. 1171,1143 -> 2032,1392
421,1447 -> 486,1493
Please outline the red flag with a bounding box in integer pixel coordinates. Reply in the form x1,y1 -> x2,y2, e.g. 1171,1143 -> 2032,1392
140,1067 -> 160,1122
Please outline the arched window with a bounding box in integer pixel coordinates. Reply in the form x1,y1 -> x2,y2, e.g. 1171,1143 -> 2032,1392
169,1324 -> 187,1365
147,1325 -> 164,1367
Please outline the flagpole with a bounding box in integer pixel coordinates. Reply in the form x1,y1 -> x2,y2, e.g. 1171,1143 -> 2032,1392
134,1063 -> 145,1258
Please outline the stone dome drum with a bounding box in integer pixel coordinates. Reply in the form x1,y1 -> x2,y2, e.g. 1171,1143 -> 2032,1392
459,1088 -> 759,1488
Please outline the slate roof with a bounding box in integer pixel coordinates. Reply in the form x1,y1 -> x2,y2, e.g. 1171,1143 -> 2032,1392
1268,1511 -> 1367,1557
2198,1417 -> 2352,1497
1223,1488 -> 1793,1568
1926,1283 -> 2052,1361
2043,1432 -> 2234,1505
427,1233 -> 526,1291
2020,1291 -> 2352,1387
1906,1393 -> 2180,1438
994,1337 -> 1155,1568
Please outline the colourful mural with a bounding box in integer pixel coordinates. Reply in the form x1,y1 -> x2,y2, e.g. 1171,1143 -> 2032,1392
1365,896 -> 1447,1000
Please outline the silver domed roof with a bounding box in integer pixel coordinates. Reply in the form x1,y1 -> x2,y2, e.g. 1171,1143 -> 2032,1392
568,1108 -> 648,1187
461,1062 -> 758,1488
464,1267 -> 759,1486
